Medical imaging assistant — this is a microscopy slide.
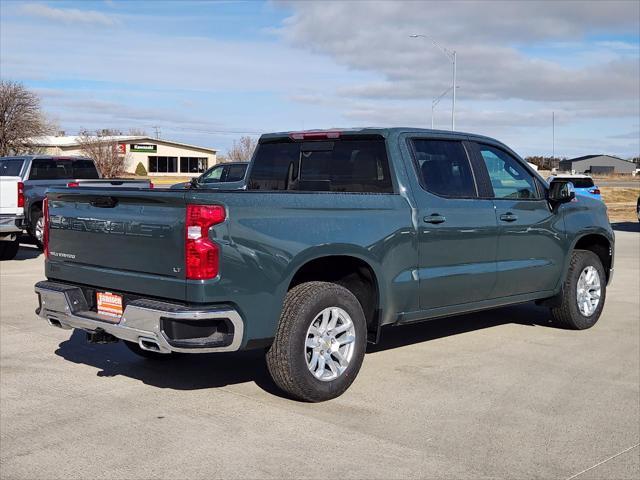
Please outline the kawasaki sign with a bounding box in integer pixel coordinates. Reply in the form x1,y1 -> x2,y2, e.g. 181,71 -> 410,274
130,144 -> 157,153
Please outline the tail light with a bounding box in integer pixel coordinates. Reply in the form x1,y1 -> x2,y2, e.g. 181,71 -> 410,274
43,197 -> 50,259
67,182 -> 79,188
185,204 -> 225,279
589,188 -> 600,195
149,182 -> 154,189
17,182 -> 24,208
289,130 -> 341,140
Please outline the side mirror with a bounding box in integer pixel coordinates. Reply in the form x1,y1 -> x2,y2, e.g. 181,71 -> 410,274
548,181 -> 576,204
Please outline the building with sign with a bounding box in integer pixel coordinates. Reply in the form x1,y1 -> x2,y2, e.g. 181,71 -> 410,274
30,135 -> 218,176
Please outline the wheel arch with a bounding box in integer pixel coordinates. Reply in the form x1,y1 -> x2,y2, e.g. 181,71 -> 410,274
569,232 -> 613,283
285,251 -> 384,342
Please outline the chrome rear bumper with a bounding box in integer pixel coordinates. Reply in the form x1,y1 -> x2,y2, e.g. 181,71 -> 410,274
35,281 -> 244,354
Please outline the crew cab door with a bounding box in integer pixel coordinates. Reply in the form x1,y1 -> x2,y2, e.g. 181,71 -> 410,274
403,136 -> 499,310
468,142 -> 565,297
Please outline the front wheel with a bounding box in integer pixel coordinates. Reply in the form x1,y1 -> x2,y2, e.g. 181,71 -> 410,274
551,250 -> 606,329
266,281 -> 367,402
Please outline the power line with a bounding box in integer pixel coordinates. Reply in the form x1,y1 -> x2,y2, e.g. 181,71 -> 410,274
159,125 -> 263,136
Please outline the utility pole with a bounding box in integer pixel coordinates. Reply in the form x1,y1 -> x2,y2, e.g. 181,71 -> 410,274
152,125 -> 161,139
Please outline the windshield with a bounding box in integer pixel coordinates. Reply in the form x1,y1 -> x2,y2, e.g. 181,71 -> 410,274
0,159 -> 24,177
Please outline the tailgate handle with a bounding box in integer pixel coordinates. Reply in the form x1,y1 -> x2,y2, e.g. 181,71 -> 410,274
90,197 -> 118,208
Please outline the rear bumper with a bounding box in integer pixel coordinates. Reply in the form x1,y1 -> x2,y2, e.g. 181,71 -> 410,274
34,281 -> 244,354
0,214 -> 23,238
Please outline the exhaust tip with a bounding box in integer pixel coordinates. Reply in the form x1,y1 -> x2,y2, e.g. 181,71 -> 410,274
138,338 -> 162,352
48,318 -> 63,328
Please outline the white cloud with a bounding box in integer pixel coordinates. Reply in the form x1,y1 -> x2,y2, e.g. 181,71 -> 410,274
278,1 -> 639,103
20,3 -> 118,27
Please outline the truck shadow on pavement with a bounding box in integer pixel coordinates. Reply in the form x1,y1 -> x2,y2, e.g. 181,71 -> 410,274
55,331 -> 284,396
54,302 -> 553,397
367,302 -> 550,353
611,221 -> 639,233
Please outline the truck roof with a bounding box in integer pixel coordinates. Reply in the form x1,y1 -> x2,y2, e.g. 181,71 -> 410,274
0,155 -> 94,161
259,127 -> 500,145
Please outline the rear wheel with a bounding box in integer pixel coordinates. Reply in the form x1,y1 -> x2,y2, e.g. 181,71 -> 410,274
266,281 -> 367,402
123,340 -> 178,360
29,208 -> 44,249
551,250 -> 606,329
0,238 -> 19,260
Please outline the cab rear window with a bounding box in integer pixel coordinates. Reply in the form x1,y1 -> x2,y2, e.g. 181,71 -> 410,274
0,158 -> 24,176
247,139 -> 393,193
29,159 -> 99,180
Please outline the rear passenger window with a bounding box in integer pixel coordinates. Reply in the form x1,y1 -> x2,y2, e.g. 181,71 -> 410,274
225,164 -> 247,181
410,139 -> 476,198
248,139 -> 393,193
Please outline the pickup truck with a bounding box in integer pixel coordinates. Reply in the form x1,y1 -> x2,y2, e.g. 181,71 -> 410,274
34,128 -> 614,402
0,156 -> 151,248
170,161 -> 249,189
0,176 -> 24,260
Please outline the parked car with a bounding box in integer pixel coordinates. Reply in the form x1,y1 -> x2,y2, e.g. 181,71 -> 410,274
0,175 -> 24,260
34,128 -> 614,402
546,174 -> 601,200
170,162 -> 248,189
0,156 -> 152,248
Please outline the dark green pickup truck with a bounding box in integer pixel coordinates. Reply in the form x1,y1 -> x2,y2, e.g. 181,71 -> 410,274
35,128 -> 614,401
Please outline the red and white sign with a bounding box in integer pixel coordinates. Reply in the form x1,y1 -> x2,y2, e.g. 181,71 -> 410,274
96,292 -> 123,319
114,143 -> 126,155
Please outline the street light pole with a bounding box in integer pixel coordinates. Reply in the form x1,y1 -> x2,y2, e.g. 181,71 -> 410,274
432,86 -> 453,130
410,34 -> 457,131
452,51 -> 456,131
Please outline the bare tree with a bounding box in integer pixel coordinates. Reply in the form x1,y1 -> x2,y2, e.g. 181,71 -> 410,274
225,136 -> 257,162
0,80 -> 53,156
77,130 -> 128,178
127,127 -> 148,136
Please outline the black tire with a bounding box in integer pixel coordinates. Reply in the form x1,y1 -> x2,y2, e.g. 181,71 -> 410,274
266,281 -> 367,402
29,208 -> 43,250
123,340 -> 178,360
0,238 -> 20,260
551,250 -> 606,330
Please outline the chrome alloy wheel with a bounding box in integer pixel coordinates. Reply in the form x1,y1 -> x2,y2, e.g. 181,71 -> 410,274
35,216 -> 44,243
576,266 -> 601,317
305,307 -> 356,382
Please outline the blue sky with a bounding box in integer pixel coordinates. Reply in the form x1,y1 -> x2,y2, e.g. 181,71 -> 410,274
1,0 -> 638,158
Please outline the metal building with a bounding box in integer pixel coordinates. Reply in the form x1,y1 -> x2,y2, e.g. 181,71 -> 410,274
559,155 -> 636,174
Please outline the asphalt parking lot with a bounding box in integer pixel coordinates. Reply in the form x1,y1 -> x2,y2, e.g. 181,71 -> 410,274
1,225 -> 638,480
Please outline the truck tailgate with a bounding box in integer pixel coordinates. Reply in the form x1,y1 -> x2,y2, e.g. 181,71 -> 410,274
47,189 -> 186,280
0,177 -> 22,215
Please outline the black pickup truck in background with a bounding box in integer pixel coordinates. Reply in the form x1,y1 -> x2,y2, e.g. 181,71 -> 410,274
0,156 -> 151,248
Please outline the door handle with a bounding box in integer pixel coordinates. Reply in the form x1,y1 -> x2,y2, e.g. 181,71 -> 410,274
424,214 -> 446,224
499,212 -> 518,222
